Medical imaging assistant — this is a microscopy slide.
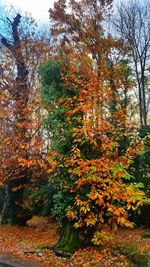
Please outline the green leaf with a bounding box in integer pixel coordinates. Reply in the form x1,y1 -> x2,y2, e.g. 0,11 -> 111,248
74,169 -> 79,175
90,166 -> 97,173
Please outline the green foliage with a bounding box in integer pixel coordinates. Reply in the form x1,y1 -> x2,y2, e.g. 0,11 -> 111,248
40,58 -> 78,153
40,57 -> 79,222
119,243 -> 150,267
141,232 -> 150,238
135,134 -> 150,187
23,182 -> 57,217
24,179 -> 75,223
51,189 -> 75,223
130,133 -> 150,226
40,59 -> 65,103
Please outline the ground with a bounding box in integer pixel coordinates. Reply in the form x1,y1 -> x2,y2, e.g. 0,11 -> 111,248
0,216 -> 150,267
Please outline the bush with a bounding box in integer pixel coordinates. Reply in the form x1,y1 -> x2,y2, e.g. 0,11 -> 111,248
119,243 -> 150,267
130,132 -> 150,226
141,232 -> 150,238
22,182 -> 56,217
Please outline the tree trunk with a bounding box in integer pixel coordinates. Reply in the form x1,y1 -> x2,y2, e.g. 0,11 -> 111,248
54,221 -> 81,255
1,182 -> 14,225
1,169 -> 32,225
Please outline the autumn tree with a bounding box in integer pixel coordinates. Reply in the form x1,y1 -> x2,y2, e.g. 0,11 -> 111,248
50,1 -> 133,128
40,49 -> 148,255
49,0 -> 114,64
0,10 -> 50,225
50,0 -> 150,127
40,0 -> 149,255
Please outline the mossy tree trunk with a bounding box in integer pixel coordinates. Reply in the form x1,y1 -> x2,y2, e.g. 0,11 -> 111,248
55,221 -> 81,255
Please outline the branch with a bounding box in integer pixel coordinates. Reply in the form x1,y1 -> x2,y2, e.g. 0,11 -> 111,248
26,126 -> 41,142
1,36 -> 13,50
12,13 -> 21,27
26,246 -> 72,258
0,14 -> 22,50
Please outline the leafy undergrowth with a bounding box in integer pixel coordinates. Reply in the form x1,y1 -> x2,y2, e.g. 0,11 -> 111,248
0,217 -> 150,267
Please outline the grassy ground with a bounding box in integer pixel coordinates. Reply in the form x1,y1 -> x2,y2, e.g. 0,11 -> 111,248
0,216 -> 150,267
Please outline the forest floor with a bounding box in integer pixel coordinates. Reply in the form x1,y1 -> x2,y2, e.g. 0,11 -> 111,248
0,216 -> 150,267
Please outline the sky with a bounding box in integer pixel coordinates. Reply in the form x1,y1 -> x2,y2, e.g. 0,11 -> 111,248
1,0 -> 55,22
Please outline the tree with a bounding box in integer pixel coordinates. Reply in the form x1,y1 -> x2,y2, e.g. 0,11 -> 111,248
49,0 -> 131,129
42,0 -> 149,255
0,10 -> 50,225
49,0 -> 114,66
114,0 -> 150,127
40,50 -> 147,255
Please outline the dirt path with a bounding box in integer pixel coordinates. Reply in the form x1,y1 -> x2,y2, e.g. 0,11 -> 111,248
0,253 -> 42,267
